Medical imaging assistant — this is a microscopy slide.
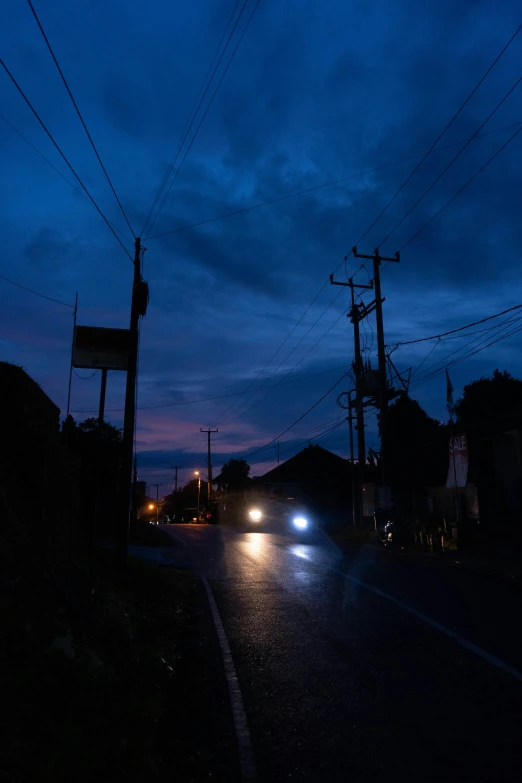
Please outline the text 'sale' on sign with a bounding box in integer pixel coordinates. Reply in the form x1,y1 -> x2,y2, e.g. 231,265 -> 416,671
446,433 -> 468,488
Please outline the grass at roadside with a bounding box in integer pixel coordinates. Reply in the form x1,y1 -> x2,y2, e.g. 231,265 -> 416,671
131,517 -> 176,547
1,540 -> 237,783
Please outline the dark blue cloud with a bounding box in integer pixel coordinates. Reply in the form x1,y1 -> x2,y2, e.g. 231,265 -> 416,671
2,0 -> 521,491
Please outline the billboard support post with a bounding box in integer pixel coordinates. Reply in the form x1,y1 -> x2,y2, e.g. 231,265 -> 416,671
98,368 -> 108,428
65,293 -> 78,448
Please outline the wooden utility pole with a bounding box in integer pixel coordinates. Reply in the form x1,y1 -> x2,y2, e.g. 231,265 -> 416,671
172,465 -> 182,493
118,237 -> 148,565
93,367 -> 108,556
64,293 -> 78,450
331,274 -> 374,466
350,295 -> 380,470
201,429 -> 218,506
347,393 -> 356,527
351,247 -> 399,483
330,274 -> 373,520
98,368 -> 108,428
132,455 -> 138,519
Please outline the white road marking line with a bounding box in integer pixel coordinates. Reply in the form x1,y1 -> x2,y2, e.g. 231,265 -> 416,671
329,567 -> 522,683
202,575 -> 258,782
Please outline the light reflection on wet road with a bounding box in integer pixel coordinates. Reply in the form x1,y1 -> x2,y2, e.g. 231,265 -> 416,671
165,524 -> 522,782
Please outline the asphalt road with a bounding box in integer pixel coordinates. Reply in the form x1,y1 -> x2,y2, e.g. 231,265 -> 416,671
164,524 -> 522,782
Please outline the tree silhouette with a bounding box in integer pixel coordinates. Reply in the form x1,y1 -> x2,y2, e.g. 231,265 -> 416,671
454,369 -> 522,434
386,395 -> 447,491
216,459 -> 251,491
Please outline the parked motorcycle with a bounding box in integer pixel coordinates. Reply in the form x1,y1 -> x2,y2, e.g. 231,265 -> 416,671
382,518 -> 412,548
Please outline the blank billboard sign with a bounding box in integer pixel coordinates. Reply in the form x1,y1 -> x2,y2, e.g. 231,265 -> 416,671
72,325 -> 130,370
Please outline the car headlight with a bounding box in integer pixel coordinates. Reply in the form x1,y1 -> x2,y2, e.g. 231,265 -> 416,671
293,516 -> 308,530
248,508 -> 262,522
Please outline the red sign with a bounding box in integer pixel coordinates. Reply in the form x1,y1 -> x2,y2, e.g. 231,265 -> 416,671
446,433 -> 468,488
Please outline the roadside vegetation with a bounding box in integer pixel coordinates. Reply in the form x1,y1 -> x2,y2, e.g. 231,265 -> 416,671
0,522 -> 237,782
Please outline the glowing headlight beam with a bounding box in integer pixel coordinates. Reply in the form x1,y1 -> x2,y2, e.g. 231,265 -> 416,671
248,508 -> 262,522
293,516 -> 308,529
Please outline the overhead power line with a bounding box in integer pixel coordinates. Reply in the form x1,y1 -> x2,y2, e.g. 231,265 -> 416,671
73,368 -> 98,379
0,58 -> 133,261
148,119 -> 521,431
200,115 -> 522,430
360,317 -> 522,434
390,303 -> 522,347
141,0 -> 244,237
413,311 -> 522,382
411,315 -> 522,392
0,272 -> 75,307
145,0 -> 262,240
214,289 -> 345,426
240,416 -> 346,469
64,363 -> 348,413
355,21 -> 522,247
396,312 -> 522,391
409,339 -> 441,380
410,312 -> 522,385
147,121 -> 522,240
208,283 -> 336,427
238,371 -> 349,461
141,310 -> 522,470
26,0 -> 135,239
0,112 -> 130,242
271,416 -> 345,456
219,302 -> 348,427
400,124 -> 522,251
380,75 -> 522,247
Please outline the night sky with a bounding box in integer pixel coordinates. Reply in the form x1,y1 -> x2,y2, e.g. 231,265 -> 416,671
2,0 -> 521,493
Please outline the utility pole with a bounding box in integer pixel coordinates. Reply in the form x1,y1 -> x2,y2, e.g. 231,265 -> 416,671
347,393 -> 356,527
200,428 -> 218,507
330,273 -> 373,469
153,483 -> 161,523
98,368 -> 108,428
132,455 -> 138,518
337,389 -> 358,526
351,247 -> 399,484
172,465 -> 182,493
118,237 -> 149,565
93,367 -> 109,557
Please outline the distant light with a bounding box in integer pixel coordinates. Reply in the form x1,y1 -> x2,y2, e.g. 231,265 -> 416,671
148,503 -> 154,510
293,516 -> 308,529
248,508 -> 262,522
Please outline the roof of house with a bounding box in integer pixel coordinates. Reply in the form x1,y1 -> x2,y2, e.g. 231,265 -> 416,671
0,361 -> 60,428
258,444 -> 348,484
